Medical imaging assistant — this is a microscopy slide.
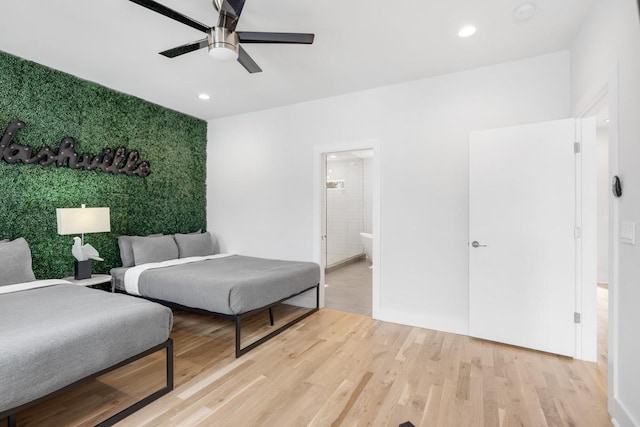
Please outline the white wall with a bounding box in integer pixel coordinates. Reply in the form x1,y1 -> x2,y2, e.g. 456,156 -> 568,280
206,51 -> 570,336
597,127 -> 610,285
571,0 -> 640,425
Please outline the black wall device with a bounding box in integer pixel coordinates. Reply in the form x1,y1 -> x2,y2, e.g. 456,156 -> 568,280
612,175 -> 623,198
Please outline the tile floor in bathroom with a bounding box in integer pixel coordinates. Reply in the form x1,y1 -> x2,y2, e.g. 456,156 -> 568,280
324,259 -> 373,316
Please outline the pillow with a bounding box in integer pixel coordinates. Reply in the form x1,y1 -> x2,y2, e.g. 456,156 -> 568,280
174,231 -> 218,258
131,235 -> 179,265
117,233 -> 162,267
0,238 -> 36,286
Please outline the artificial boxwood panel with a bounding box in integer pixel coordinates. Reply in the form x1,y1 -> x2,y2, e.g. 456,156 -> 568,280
0,51 -> 207,279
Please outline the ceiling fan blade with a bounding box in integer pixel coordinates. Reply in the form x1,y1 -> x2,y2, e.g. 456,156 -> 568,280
237,32 -> 315,44
220,0 -> 246,19
217,0 -> 246,31
237,46 -> 262,73
129,0 -> 210,33
159,38 -> 208,58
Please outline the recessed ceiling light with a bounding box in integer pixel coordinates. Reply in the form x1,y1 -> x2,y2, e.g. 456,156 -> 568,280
329,155 -> 337,159
458,26 -> 477,38
198,93 -> 210,100
606,119 -> 611,123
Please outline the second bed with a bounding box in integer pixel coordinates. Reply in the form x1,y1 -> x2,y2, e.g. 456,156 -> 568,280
111,233 -> 320,357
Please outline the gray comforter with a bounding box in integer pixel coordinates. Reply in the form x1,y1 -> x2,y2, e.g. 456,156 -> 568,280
0,284 -> 173,413
115,255 -> 320,315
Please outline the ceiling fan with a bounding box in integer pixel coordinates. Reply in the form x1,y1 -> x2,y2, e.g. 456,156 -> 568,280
129,0 -> 315,73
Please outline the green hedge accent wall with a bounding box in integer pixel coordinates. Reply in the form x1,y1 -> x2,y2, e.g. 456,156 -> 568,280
0,51 -> 207,279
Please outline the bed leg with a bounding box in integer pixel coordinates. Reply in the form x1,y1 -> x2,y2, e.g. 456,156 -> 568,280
7,414 -> 16,427
234,284 -> 320,358
235,316 -> 242,358
166,339 -> 174,390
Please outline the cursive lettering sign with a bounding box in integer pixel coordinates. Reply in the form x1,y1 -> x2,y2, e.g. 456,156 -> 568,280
0,120 -> 151,177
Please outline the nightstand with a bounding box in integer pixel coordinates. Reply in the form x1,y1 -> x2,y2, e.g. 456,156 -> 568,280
62,274 -> 113,292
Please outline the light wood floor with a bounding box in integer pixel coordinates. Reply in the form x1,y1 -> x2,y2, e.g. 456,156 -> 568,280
9,290 -> 609,426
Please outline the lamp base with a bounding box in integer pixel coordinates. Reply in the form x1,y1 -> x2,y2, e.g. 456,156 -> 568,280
74,260 -> 92,280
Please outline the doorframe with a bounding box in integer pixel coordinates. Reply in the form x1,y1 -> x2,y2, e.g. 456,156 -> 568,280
574,114 -> 598,362
574,65 -> 619,412
313,139 -> 381,316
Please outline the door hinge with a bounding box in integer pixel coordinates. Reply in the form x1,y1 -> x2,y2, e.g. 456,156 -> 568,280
574,226 -> 581,239
574,312 -> 581,324
574,142 -> 581,153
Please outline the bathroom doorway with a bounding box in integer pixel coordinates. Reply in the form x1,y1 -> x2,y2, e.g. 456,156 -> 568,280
323,150 -> 373,315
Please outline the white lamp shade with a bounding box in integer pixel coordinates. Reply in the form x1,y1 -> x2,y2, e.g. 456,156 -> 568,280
56,207 -> 111,235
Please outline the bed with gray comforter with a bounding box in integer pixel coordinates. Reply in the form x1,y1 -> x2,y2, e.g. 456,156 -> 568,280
0,238 -> 173,426
113,254 -> 320,315
113,232 -> 320,356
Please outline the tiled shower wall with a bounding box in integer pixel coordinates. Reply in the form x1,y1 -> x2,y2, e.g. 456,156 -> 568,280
326,156 -> 373,267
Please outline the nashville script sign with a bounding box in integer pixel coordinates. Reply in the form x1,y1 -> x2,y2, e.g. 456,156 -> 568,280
0,120 -> 151,177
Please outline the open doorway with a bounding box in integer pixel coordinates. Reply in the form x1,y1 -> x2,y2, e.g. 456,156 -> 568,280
323,150 -> 373,315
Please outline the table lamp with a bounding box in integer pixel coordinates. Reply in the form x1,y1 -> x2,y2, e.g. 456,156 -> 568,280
56,204 -> 111,279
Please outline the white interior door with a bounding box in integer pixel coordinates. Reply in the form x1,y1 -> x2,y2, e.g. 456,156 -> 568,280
469,119 -> 577,357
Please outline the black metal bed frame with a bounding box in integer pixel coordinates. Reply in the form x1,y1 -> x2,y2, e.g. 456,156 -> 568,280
143,284 -> 320,358
1,338 -> 173,427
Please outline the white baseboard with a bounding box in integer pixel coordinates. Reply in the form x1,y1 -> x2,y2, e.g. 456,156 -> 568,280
611,397 -> 639,427
374,308 -> 468,336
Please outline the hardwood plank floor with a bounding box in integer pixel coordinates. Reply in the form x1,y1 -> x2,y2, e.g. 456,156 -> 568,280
8,291 -> 610,426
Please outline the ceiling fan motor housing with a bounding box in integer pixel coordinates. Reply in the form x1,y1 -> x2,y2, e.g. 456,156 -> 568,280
208,27 -> 239,60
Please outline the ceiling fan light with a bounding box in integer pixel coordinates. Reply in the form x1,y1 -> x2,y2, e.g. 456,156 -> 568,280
208,27 -> 239,61
208,45 -> 238,61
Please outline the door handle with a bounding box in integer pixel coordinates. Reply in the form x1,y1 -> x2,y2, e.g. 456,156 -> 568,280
471,241 -> 487,248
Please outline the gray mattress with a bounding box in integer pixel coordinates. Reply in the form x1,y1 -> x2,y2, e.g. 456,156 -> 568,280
113,255 -> 320,315
0,284 -> 173,413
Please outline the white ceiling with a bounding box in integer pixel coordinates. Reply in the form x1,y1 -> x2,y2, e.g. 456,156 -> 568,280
0,0 -> 594,121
